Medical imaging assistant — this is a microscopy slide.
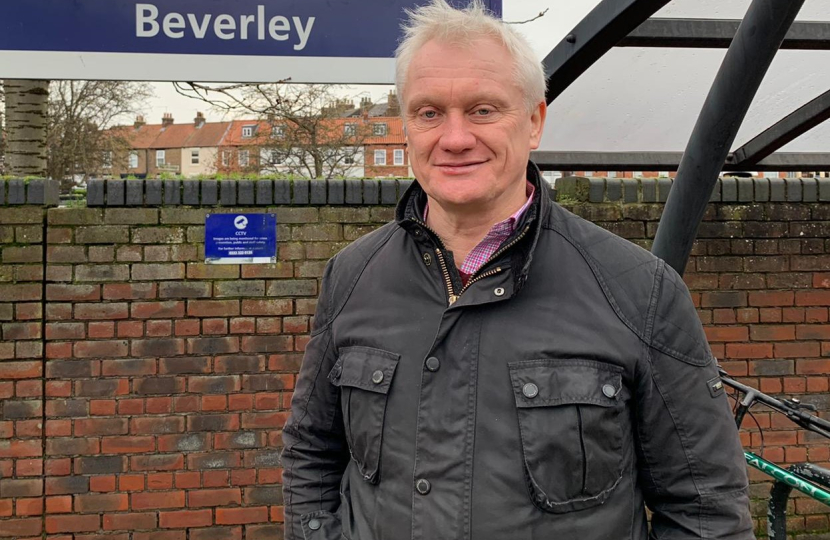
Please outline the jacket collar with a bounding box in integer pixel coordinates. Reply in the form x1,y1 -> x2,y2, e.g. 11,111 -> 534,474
395,161 -> 550,294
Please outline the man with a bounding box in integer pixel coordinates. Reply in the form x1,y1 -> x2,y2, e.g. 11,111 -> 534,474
282,1 -> 754,539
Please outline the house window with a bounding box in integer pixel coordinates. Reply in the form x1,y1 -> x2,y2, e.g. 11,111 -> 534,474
102,151 -> 112,169
242,125 -> 255,138
344,123 -> 357,136
191,150 -> 199,165
128,151 -> 138,169
269,150 -> 285,165
393,149 -> 404,166
374,150 -> 386,166
239,150 -> 249,167
272,125 -> 285,139
344,156 -> 355,165
373,123 -> 387,136
156,150 -> 165,167
222,151 -> 230,167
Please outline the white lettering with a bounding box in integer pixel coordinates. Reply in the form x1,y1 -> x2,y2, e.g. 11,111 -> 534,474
269,16 -> 290,41
163,12 -> 186,38
293,16 -> 315,51
133,4 -> 316,48
214,14 -> 236,40
240,14 -> 256,40
258,5 -> 266,40
136,4 -> 159,38
187,13 -> 212,39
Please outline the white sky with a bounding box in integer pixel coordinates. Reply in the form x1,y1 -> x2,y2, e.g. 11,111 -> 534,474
140,0 -> 830,153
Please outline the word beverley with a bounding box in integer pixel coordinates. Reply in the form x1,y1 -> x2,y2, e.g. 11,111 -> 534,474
136,4 -> 316,51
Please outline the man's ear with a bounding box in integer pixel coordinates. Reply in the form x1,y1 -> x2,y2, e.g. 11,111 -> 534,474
529,101 -> 547,150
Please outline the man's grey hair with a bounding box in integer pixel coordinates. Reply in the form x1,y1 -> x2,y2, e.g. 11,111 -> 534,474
394,0 -> 547,113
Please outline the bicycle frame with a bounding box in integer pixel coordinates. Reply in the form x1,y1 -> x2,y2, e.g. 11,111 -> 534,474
743,451 -> 830,504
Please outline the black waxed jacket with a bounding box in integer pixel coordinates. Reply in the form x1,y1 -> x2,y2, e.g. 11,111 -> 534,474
281,163 -> 754,540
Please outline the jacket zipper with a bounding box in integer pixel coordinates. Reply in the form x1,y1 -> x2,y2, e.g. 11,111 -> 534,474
415,220 -> 531,306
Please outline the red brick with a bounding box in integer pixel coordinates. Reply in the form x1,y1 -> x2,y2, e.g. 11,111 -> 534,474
230,317 -> 256,334
75,418 -> 128,436
46,284 -> 100,301
815,273 -> 830,288
75,493 -> 128,513
89,475 -> 117,492
73,340 -> 128,358
796,290 -> 830,306
119,474 -> 145,491
46,380 -> 72,397
202,318 -> 228,335
2,322 -> 42,340
15,379 -> 43,397
230,469 -> 257,486
215,507 -> 268,525
174,471 -> 200,489
103,283 -> 157,300
88,321 -> 115,339
104,512 -> 157,531
46,514 -> 100,533
46,495 -> 72,514
241,412 -> 288,429
134,531 -> 186,540
201,395 -> 227,411
15,303 -> 42,321
228,394 -> 254,411
15,458 -> 43,476
46,322 -> 86,340
159,509 -> 213,528
806,307 -> 829,323
174,319 -> 200,336
0,361 -> 42,380
45,458 -> 71,476
782,307 -> 806,323
89,398 -> 116,416
0,439 -> 42,458
776,342 -> 821,359
749,325 -> 795,341
145,397 -> 175,414
147,472 -> 174,490
117,399 -> 145,415
191,527 -> 242,540
130,454 -> 184,472
101,436 -> 155,454
748,291 -> 795,307
807,376 -> 829,392
797,359 -> 830,375
146,319 -> 173,337
796,325 -> 830,340
758,308 -> 782,323
0,499 -> 13,517
188,300 -> 239,317
132,301 -> 186,319
0,518 -> 42,537
46,342 -> 73,359
131,490 -> 185,510
187,488 -> 241,507
704,326 -> 748,342
117,320 -> 144,338
241,299 -> 292,316
45,419 -> 72,437
75,303 -> 129,320
782,377 -> 807,393
16,497 -> 44,516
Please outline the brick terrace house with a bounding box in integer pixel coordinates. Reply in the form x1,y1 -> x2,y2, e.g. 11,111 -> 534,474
109,114 -> 230,178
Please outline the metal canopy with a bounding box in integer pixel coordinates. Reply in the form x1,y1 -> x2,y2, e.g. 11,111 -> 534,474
533,151 -> 830,172
619,19 -> 830,49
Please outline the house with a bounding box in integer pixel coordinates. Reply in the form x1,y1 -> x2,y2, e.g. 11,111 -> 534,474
108,113 -> 230,178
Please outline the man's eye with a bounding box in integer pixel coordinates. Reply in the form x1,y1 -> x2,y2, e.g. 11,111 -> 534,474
422,110 -> 437,119
475,108 -> 492,116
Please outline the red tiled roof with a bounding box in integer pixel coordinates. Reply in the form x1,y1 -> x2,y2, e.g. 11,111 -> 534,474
185,122 -> 232,148
220,116 -> 405,147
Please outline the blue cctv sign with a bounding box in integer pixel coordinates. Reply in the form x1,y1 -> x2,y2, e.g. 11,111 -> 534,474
205,213 -> 277,265
0,0 -> 501,83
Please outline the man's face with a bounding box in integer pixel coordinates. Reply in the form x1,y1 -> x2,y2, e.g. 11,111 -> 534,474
403,37 -> 546,214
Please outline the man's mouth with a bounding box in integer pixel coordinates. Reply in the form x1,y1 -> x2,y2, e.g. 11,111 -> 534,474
435,161 -> 485,174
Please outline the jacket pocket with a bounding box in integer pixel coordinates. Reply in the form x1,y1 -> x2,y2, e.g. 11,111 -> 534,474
508,359 -> 626,513
329,346 -> 400,484
301,510 -> 342,540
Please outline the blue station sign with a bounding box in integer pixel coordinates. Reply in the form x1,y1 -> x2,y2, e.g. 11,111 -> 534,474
0,0 -> 502,83
205,213 -> 277,265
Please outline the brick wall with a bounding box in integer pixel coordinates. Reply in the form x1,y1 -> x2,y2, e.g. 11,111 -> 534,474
1,176 -> 829,539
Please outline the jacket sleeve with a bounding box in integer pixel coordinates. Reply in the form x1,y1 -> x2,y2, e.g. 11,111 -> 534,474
282,258 -> 349,540
635,263 -> 755,540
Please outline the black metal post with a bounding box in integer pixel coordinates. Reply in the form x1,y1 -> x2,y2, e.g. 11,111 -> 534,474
651,0 -> 805,275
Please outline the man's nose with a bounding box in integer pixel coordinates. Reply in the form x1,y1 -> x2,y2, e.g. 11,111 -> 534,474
437,113 -> 476,153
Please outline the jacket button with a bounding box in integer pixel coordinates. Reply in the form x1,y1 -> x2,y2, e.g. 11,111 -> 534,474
425,357 -> 440,372
308,518 -> 321,531
415,478 -> 431,495
423,253 -> 433,266
494,287 -> 505,297
371,370 -> 384,384
602,384 -> 617,398
522,383 -> 539,399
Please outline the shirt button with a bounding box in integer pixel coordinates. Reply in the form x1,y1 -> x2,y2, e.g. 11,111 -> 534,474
522,383 -> 539,399
415,478 -> 431,495
308,518 -> 321,531
602,384 -> 617,398
425,357 -> 440,372
371,370 -> 384,384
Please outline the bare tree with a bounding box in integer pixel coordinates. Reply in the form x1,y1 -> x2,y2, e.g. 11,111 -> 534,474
47,81 -> 153,187
3,80 -> 49,177
175,82 -> 371,179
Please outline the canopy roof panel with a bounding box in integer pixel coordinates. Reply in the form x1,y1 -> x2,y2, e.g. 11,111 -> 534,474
656,0 -> 830,21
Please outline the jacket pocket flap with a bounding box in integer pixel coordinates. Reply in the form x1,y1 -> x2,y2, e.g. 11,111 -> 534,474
508,359 -> 623,408
329,345 -> 399,394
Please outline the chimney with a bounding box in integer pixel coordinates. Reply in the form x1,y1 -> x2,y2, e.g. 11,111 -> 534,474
387,91 -> 400,116
162,113 -> 174,127
194,112 -> 205,128
360,96 -> 373,115
134,115 -> 146,129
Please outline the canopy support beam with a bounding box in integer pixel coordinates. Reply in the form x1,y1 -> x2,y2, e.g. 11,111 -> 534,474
620,19 -> 830,49
651,0 -> 806,276
542,0 -> 671,104
531,151 -> 830,172
731,90 -> 830,166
